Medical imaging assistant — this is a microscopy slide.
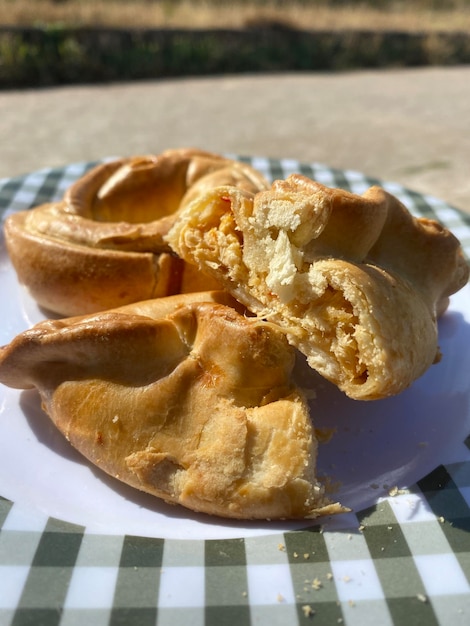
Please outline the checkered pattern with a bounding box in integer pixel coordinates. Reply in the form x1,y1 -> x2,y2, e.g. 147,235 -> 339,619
1,158 -> 470,626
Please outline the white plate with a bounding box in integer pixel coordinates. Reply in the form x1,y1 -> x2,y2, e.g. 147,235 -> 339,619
1,239 -> 470,540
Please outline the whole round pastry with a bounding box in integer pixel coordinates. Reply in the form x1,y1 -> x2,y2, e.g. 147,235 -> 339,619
0,290 -> 344,520
4,148 -> 269,316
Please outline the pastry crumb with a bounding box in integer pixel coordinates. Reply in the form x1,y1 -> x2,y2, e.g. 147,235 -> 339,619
388,486 -> 409,497
315,426 -> 336,444
277,593 -> 285,603
417,593 -> 428,603
302,604 -> 315,618
312,577 -> 322,590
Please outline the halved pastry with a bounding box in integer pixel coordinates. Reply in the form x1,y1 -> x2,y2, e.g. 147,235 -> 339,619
4,148 -> 268,316
166,175 -> 469,400
0,291 -> 343,520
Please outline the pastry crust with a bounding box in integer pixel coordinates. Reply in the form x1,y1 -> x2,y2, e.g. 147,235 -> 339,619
4,148 -> 268,316
0,291 -> 343,520
166,174 -> 469,400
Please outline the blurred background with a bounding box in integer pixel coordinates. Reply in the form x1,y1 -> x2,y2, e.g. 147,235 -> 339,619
3,0 -> 470,32
2,0 -> 470,86
1,0 -> 469,211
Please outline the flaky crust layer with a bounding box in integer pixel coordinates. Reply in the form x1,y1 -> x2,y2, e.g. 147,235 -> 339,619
0,291 -> 343,520
166,174 -> 469,400
4,148 -> 268,316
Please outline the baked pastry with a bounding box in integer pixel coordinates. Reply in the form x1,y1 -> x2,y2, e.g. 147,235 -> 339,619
4,148 -> 268,317
0,291 -> 343,520
166,174 -> 469,400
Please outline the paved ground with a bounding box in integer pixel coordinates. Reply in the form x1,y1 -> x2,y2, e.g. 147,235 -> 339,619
1,66 -> 469,213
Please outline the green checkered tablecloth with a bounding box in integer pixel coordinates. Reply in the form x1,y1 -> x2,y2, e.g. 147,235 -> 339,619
1,157 -> 470,626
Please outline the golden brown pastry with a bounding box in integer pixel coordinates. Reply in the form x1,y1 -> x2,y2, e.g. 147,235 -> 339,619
0,291 -> 343,520
166,174 -> 469,400
4,148 -> 268,317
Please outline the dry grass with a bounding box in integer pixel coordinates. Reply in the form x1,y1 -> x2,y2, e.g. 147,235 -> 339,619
2,2 -> 470,87
2,0 -> 470,33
